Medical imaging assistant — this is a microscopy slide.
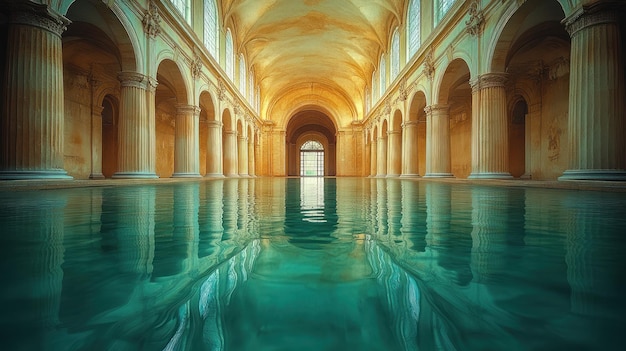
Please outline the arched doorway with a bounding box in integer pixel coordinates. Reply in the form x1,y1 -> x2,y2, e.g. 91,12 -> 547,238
286,110 -> 336,176
300,140 -> 324,176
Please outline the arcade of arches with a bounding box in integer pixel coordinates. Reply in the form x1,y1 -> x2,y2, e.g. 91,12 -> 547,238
1,0 -> 625,181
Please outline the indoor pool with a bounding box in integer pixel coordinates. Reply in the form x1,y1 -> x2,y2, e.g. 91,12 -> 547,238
1,178 -> 625,351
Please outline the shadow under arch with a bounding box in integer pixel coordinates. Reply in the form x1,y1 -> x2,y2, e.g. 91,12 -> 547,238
286,110 -> 337,176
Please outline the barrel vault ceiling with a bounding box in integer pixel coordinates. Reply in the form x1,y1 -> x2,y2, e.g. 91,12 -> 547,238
221,0 -> 405,122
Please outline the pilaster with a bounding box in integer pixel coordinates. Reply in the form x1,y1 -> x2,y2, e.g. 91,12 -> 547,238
469,73 -> 513,179
423,105 -> 454,178
248,134 -> 256,177
376,136 -> 387,177
370,136 -> 377,177
173,104 -> 201,177
0,3 -> 72,179
559,3 -> 626,180
113,72 -> 158,178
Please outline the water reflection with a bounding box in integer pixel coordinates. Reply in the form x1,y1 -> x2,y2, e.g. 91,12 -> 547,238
0,178 -> 625,350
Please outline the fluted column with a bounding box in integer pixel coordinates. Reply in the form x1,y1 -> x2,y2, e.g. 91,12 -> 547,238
248,134 -> 256,176
424,105 -> 453,177
560,3 -> 626,180
223,130 -> 238,176
173,105 -> 201,177
238,135 -> 249,176
376,136 -> 387,177
469,73 -> 513,179
387,130 -> 402,177
90,105 -> 105,179
0,3 -> 71,179
205,121 -> 223,177
113,72 -> 158,178
401,121 -> 420,177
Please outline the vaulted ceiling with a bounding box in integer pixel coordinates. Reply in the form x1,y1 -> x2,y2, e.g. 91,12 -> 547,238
221,0 -> 405,122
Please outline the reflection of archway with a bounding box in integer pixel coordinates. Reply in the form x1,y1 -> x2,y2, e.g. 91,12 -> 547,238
286,110 -> 336,176
300,140 -> 324,176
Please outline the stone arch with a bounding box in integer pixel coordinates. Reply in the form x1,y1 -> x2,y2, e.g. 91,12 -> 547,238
296,132 -> 330,176
286,110 -> 337,176
155,56 -> 190,105
61,0 -> 139,72
407,90 -> 427,176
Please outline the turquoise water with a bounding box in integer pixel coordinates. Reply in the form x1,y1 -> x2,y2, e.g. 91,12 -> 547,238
1,178 -> 625,350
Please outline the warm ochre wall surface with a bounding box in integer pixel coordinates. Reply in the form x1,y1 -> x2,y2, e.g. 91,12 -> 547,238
0,0 -> 624,181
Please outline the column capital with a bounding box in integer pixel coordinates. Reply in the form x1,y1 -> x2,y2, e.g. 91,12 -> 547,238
387,130 -> 401,135
224,130 -> 237,136
206,120 -> 223,127
118,72 -> 153,90
424,104 -> 449,116
402,121 -> 419,128
563,2 -> 622,38
176,104 -> 201,116
6,1 -> 70,37
470,73 -> 508,92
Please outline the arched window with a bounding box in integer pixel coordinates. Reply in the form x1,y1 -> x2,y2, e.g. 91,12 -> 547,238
379,55 -> 386,97
300,140 -> 324,176
203,0 -> 218,59
170,0 -> 190,23
239,54 -> 246,95
391,28 -> 400,81
372,71 -> 377,102
407,0 -> 421,58
436,0 -> 455,25
248,68 -> 255,104
225,29 -> 234,80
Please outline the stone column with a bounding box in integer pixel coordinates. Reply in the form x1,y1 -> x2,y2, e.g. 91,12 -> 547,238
370,136 -> 378,177
560,3 -> 626,180
0,3 -> 72,179
248,134 -> 256,176
387,130 -> 402,177
173,104 -> 201,177
424,105 -> 453,177
223,130 -> 238,176
205,120 -> 223,177
469,73 -> 513,179
401,121 -> 420,177
90,105 -> 105,179
238,135 -> 249,176
113,72 -> 158,178
364,134 -> 371,177
376,135 -> 387,177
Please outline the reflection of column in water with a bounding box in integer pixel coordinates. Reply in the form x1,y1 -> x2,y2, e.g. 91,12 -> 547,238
256,178 -> 286,238
237,178 -> 249,234
401,180 -> 427,252
376,178 -> 388,236
222,179 -> 239,241
386,180 -> 402,242
173,183 -> 200,274
470,186 -> 508,284
199,179 -> 224,258
425,182 -> 450,251
116,186 -> 156,277
199,270 -> 224,350
367,179 -> 378,234
561,192 -> 612,316
0,192 -> 66,349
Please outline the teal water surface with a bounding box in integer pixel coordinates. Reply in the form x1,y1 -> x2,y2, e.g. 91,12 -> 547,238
1,178 -> 625,350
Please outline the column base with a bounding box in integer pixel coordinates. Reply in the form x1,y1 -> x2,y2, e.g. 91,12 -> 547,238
386,174 -> 401,178
558,169 -> 626,181
112,172 -> 159,179
468,172 -> 514,180
89,173 -> 105,180
224,173 -> 240,178
423,173 -> 454,178
400,173 -> 421,178
172,173 -> 202,178
204,173 -> 225,178
374,174 -> 387,178
238,174 -> 251,178
0,170 -> 73,180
